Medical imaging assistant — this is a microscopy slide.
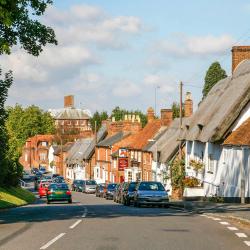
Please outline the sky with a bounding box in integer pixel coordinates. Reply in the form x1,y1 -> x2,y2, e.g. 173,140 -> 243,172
3,0 -> 250,116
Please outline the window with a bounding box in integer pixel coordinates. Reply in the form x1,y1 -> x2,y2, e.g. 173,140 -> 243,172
41,141 -> 47,147
208,154 -> 214,173
25,154 -> 28,162
128,171 -> 132,182
113,159 -> 117,169
105,149 -> 108,161
39,153 -> 46,161
138,152 -> 141,162
97,149 -> 100,161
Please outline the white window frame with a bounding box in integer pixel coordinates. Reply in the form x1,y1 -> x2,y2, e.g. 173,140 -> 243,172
208,154 -> 214,173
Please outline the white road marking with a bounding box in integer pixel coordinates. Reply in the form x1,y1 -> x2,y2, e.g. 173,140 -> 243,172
40,233 -> 66,249
82,207 -> 88,218
200,214 -> 208,217
212,218 -> 221,221
227,227 -> 238,231
236,233 -> 247,238
220,221 -> 230,225
244,241 -> 250,246
69,219 -> 82,229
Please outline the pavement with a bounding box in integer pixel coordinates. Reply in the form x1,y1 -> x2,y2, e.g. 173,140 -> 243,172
1,190 -> 250,249
169,200 -> 250,224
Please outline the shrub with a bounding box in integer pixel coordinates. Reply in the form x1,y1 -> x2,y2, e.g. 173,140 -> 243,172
183,176 -> 200,187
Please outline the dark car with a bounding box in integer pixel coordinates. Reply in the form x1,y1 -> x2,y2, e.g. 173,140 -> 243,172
72,180 -> 84,192
31,168 -> 39,174
105,183 -> 117,200
122,182 -> 138,206
95,183 -> 105,197
53,176 -> 65,183
133,181 -> 169,208
46,183 -> 72,204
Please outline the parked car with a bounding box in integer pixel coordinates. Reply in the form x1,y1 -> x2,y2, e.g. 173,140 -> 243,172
22,171 -> 31,181
53,176 -> 65,183
95,183 -> 105,197
31,167 -> 39,175
122,182 -> 138,206
72,180 -> 84,192
105,183 -> 117,200
39,167 -> 47,174
113,183 -> 121,202
38,181 -> 50,198
133,181 -> 169,208
83,180 -> 97,194
46,183 -> 72,204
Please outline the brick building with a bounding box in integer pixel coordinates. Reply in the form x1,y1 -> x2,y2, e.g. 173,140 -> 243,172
232,46 -> 250,73
49,95 -> 92,141
20,135 -> 54,171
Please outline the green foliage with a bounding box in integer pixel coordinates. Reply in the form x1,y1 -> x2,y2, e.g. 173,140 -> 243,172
202,61 -> 227,97
189,159 -> 205,173
5,104 -> 55,162
0,68 -> 13,186
170,156 -> 185,189
171,102 -> 185,119
0,0 -> 57,56
90,111 -> 108,132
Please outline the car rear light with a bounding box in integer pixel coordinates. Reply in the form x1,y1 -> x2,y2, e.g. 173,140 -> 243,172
66,190 -> 71,195
47,191 -> 52,195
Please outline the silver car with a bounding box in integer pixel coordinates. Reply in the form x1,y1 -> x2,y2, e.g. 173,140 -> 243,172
83,180 -> 97,194
133,181 -> 169,208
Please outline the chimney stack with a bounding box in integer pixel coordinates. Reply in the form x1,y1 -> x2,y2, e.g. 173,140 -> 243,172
161,109 -> 173,126
184,92 -> 193,117
64,95 -> 74,108
232,46 -> 250,73
147,107 -> 155,123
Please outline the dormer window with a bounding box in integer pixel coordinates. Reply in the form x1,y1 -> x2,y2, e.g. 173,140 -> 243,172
198,124 -> 203,131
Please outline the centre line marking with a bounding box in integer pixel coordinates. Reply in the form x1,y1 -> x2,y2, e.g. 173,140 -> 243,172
236,233 -> 247,238
244,241 -> 250,246
40,233 -> 66,249
70,219 -> 82,229
220,222 -> 230,225
227,227 -> 238,231
212,218 -> 221,221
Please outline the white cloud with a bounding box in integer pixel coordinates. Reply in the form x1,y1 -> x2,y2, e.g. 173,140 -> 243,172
156,34 -> 235,58
112,81 -> 141,97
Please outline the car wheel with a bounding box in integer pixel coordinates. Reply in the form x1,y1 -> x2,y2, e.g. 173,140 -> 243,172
39,195 -> 42,198
68,199 -> 72,204
47,200 -> 50,204
164,204 -> 169,208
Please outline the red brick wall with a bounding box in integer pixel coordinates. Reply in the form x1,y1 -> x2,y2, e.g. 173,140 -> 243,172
232,46 -> 250,73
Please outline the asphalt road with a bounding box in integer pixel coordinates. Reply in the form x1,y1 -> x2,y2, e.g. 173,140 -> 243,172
1,191 -> 250,250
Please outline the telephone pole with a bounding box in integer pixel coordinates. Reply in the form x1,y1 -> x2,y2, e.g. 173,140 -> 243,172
179,81 -> 183,159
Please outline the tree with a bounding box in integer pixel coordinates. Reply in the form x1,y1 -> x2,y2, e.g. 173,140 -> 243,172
0,68 -> 13,185
202,61 -> 227,98
90,111 -> 108,132
0,0 -> 57,56
5,105 -> 55,184
171,102 -> 185,119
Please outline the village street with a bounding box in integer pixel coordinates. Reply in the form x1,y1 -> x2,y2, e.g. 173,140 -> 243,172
1,191 -> 250,250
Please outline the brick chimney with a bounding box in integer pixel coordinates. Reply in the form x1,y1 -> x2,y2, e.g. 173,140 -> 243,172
160,109 -> 173,126
232,46 -> 250,73
64,95 -> 74,108
147,107 -> 155,123
184,92 -> 193,117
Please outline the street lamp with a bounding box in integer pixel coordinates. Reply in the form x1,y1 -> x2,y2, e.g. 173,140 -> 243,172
154,86 -> 160,117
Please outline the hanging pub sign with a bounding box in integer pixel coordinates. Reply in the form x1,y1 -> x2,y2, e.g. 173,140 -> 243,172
118,158 -> 128,171
118,148 -> 128,158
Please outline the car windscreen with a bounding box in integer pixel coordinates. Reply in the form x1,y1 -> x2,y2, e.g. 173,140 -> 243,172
107,184 -> 117,189
75,180 -> 83,184
86,180 -> 97,185
50,184 -> 68,190
138,182 -> 165,191
128,182 -> 137,191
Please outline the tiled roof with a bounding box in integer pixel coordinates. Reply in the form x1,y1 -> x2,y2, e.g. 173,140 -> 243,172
223,117 -> 250,146
97,131 -> 130,147
53,108 -> 90,120
114,120 -> 162,150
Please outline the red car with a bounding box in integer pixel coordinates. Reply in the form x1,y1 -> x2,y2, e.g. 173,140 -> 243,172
38,182 -> 49,198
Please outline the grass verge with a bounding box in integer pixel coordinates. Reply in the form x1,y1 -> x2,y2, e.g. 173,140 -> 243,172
0,187 -> 35,209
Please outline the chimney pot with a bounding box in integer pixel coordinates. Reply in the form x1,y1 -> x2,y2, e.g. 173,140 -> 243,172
64,95 -> 74,108
184,92 -> 193,117
147,107 -> 155,123
160,109 -> 173,126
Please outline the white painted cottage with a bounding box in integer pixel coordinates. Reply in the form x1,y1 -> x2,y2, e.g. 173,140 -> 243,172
182,59 -> 250,202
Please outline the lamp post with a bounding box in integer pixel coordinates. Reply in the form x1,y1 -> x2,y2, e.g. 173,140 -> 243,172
154,86 -> 160,117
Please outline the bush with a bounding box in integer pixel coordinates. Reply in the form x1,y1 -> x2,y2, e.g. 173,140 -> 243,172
183,176 -> 200,187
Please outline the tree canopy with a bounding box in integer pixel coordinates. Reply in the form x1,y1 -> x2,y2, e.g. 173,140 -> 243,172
171,102 -> 185,119
202,61 -> 227,98
0,0 -> 57,56
90,111 -> 109,132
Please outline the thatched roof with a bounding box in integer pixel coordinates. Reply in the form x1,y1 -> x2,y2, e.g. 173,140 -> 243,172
181,60 -> 250,143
